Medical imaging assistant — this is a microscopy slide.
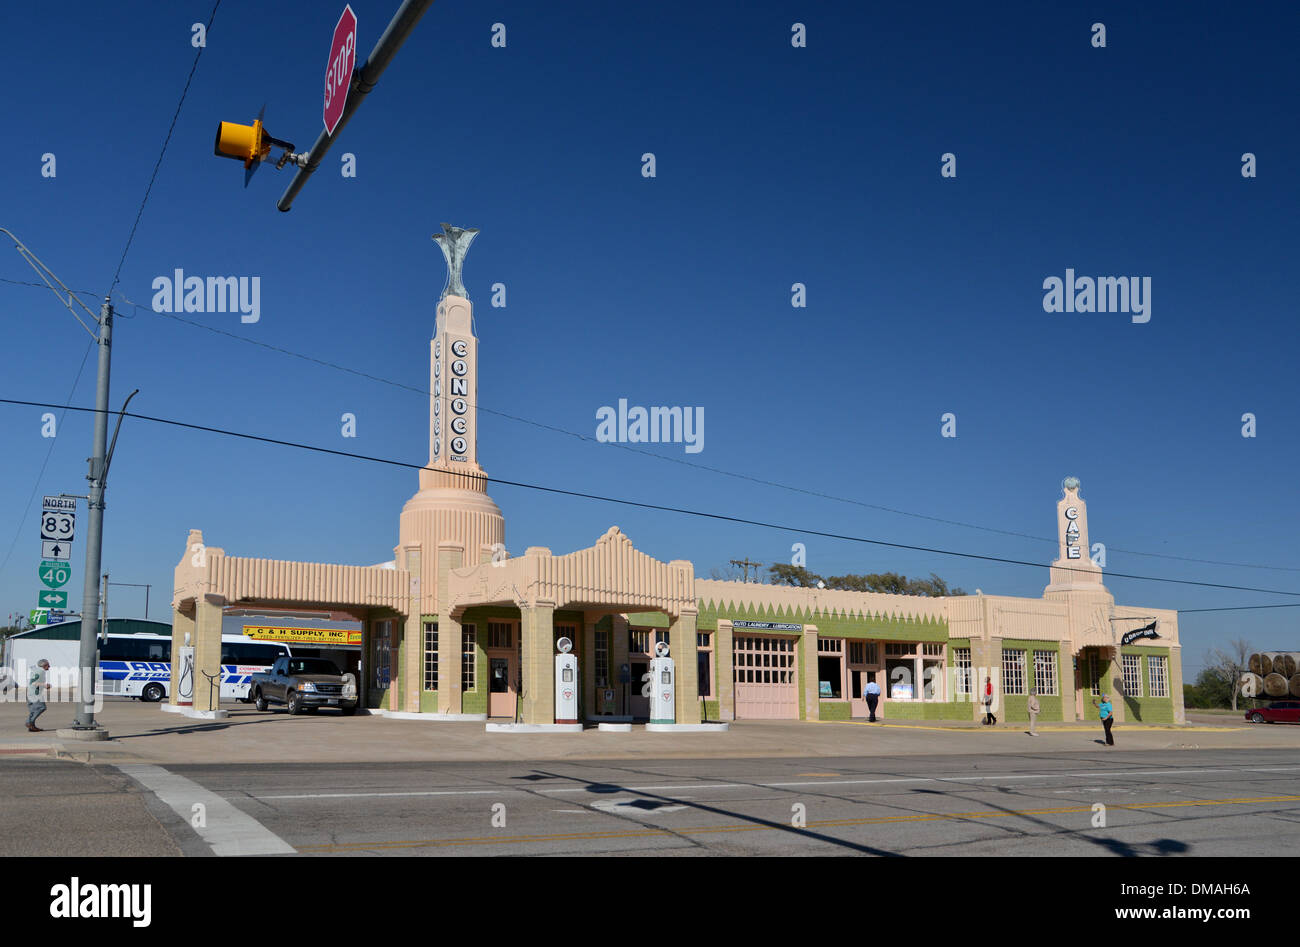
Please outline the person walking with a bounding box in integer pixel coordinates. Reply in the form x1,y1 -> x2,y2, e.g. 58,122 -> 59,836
26,659 -> 51,732
1092,693 -> 1115,746
864,677 -> 881,722
1026,689 -> 1040,736
983,676 -> 997,726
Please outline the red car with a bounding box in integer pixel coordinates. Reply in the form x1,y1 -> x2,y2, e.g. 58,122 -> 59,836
1245,701 -> 1300,724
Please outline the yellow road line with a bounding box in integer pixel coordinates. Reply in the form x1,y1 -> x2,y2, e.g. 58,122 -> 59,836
295,794 -> 1300,853
812,720 -> 1246,733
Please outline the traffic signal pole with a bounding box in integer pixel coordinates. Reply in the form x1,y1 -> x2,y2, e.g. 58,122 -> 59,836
70,299 -> 113,733
277,0 -> 434,212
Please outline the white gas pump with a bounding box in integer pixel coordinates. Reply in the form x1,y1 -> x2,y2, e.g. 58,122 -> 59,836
555,636 -> 578,724
177,633 -> 195,707
648,640 -> 675,724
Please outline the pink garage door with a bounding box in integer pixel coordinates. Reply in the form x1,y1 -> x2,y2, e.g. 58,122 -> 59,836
733,635 -> 798,719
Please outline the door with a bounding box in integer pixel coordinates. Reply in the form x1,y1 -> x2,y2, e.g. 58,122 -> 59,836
488,654 -> 517,718
629,659 -> 649,719
847,640 -> 879,719
733,635 -> 798,719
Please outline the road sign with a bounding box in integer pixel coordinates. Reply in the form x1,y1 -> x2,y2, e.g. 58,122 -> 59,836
39,499 -> 75,542
37,590 -> 68,609
39,561 -> 71,589
41,540 -> 71,561
29,608 -> 49,626
323,5 -> 358,136
47,610 -> 69,625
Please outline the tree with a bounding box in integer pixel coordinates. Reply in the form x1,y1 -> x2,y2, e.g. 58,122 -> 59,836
767,564 -> 821,587
766,565 -> 965,596
1184,667 -> 1234,709
1207,638 -> 1254,711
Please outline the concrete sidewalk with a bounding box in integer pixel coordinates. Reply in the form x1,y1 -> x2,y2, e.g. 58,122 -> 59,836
1,698 -> 1292,766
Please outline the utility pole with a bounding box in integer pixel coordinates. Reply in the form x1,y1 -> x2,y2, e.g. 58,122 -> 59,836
730,558 -> 763,583
71,300 -> 113,733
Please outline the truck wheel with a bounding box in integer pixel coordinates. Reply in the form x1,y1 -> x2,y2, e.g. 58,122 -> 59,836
287,690 -> 301,715
253,689 -> 269,712
142,683 -> 165,703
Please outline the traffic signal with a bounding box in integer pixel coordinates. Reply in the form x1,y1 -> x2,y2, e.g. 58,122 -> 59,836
213,119 -> 270,169
213,109 -> 302,186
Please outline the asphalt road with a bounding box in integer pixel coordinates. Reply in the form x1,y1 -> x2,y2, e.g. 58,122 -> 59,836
9,748 -> 1294,857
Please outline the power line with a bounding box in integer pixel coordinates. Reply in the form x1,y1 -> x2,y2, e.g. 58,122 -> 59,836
1179,603 -> 1300,614
7,279 -> 1299,579
2,396 -> 1299,603
0,342 -> 95,582
98,291 -> 1300,577
106,0 -> 221,297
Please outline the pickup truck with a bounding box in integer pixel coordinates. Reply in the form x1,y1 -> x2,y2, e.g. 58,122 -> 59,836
249,656 -> 359,715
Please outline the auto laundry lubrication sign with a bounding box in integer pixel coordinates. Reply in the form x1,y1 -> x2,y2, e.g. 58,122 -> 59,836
243,625 -> 362,646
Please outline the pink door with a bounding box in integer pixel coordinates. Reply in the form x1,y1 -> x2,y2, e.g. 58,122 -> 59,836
733,635 -> 798,719
488,652 -> 517,718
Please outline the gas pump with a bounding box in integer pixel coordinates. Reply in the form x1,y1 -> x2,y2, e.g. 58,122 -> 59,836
555,636 -> 578,724
177,632 -> 195,708
648,640 -> 675,724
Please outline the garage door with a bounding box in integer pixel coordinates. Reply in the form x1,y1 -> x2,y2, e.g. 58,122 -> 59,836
733,635 -> 798,719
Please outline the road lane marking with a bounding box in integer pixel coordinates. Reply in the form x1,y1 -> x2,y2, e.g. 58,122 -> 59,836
116,764 -> 295,856
295,794 -> 1300,852
254,765 -> 1300,801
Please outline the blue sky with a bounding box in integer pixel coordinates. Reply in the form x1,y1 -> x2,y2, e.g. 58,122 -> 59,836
2,0 -> 1297,676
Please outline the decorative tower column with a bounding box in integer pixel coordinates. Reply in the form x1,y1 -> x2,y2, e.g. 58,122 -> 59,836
1043,477 -> 1117,719
397,225 -> 506,712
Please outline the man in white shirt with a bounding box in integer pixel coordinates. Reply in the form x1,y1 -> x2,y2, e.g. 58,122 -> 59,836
864,677 -> 882,722
26,659 -> 51,732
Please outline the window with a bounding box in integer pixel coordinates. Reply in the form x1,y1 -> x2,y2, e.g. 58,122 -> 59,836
697,632 -> 712,698
487,622 -> 512,649
1089,652 -> 1101,696
595,630 -> 609,688
1033,650 -> 1058,696
1123,653 -> 1143,697
1148,655 -> 1168,698
817,638 -> 843,699
882,641 -> 945,701
629,629 -> 650,654
223,642 -> 287,666
100,635 -> 172,663
556,624 -> 578,649
462,624 -> 477,692
424,622 -> 438,691
654,629 -> 669,649
1001,649 -> 1026,695
954,648 -> 972,696
733,636 -> 795,685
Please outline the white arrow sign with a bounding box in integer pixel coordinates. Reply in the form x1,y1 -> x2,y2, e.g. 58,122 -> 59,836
42,540 -> 72,561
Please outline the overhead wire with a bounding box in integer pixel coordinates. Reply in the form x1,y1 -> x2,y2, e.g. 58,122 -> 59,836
2,396 -> 1299,605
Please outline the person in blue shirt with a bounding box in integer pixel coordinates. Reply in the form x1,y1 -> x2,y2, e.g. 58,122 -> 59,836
1092,694 -> 1115,746
864,677 -> 881,722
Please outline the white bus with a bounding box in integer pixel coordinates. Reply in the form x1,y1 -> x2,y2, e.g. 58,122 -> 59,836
98,632 -> 292,703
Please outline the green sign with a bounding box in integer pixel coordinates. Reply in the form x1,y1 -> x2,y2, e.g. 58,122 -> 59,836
37,590 -> 68,608
29,608 -> 49,625
39,560 -> 71,590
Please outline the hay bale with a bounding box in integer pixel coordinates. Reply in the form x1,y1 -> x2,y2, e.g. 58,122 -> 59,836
1275,654 -> 1297,678
1290,673 -> 1300,698
1241,672 -> 1265,698
1250,653 -> 1273,676
1263,672 -> 1289,698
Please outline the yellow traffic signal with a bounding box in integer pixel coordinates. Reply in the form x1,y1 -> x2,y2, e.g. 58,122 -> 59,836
213,119 -> 270,169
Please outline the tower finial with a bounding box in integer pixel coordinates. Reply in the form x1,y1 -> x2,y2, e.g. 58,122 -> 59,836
432,223 -> 478,301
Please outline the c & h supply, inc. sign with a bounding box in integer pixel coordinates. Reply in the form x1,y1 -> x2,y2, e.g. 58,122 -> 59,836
244,625 -> 362,646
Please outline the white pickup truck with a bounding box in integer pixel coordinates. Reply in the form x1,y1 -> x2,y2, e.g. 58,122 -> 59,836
249,656 -> 358,715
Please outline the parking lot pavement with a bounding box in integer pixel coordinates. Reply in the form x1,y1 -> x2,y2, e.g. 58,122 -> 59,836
0,697 -> 1293,767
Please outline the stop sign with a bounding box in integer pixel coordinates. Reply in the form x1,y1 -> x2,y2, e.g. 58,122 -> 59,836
323,4 -> 358,136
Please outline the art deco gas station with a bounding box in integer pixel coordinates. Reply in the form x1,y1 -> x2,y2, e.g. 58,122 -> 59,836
169,226 -> 1186,730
